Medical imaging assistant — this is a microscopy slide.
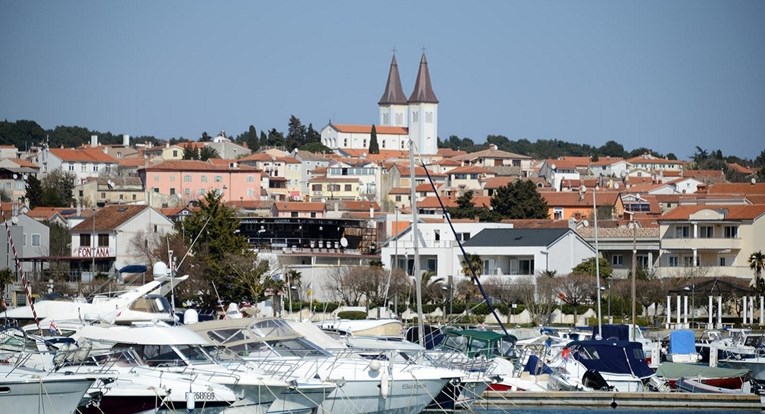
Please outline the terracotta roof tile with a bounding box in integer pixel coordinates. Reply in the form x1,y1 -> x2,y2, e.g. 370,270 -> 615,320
659,204 -> 765,221
72,205 -> 151,231
274,202 -> 325,212
49,147 -> 118,163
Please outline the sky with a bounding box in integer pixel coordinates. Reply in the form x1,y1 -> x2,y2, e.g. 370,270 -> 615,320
1,1 -> 764,160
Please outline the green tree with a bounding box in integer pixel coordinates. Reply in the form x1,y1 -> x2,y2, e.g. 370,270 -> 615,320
179,190 -> 251,302
199,146 -> 220,161
598,140 -> 626,157
267,128 -> 285,148
286,115 -> 307,150
461,253 -> 483,279
199,131 -> 212,142
236,125 -> 259,153
573,257 -> 613,280
749,251 -> 765,294
299,142 -> 333,153
25,175 -> 43,208
0,268 -> 14,311
40,170 -> 76,207
448,190 -> 478,219
182,144 -> 198,160
369,125 -> 380,154
491,180 -> 548,219
305,123 -> 321,143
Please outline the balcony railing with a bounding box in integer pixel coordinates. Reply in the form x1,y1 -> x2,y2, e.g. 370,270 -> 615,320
661,237 -> 741,251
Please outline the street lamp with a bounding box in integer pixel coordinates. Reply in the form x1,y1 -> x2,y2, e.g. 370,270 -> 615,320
601,284 -> 611,323
441,282 -> 453,319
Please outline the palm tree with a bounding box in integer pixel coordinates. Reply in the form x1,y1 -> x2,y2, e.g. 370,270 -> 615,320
749,251 -> 765,294
419,271 -> 444,304
461,254 -> 483,280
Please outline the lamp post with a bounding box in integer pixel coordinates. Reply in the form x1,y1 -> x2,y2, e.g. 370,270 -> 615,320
601,284 -> 611,323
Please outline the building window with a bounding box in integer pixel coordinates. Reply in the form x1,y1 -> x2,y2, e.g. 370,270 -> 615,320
119,194 -> 124,200
669,256 -> 679,267
310,212 -> 317,218
412,111 -> 419,122
312,184 -> 322,191
458,232 -> 471,242
553,208 -> 564,220
154,175 -> 159,182
699,225 -> 713,238
198,189 -> 205,195
291,212 -> 298,218
23,234 -> 27,247
343,139 -> 348,147
719,257 -> 726,266
674,225 -> 690,238
362,139 -> 367,147
170,175 -> 175,182
247,175 -> 254,183
132,194 -> 136,200
637,255 -> 649,268
611,255 -> 624,266
98,234 -> 108,247
724,225 -> 738,239
683,256 -> 698,267
29,233 -> 39,247
80,234 -> 91,247
184,175 -> 191,182
100,192 -> 106,199
170,188 -> 176,195
344,184 -> 352,191
395,195 -> 401,202
201,176 -> 208,183
68,164 -> 75,171
426,258 -> 437,272
215,176 -> 222,182
434,230 -> 440,241
247,189 -> 254,197
173,150 -> 178,157
184,188 -> 191,195
518,259 -> 533,275
382,139 -> 386,148
92,165 -> 99,172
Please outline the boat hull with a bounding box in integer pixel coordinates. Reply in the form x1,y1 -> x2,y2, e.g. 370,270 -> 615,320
0,376 -> 95,414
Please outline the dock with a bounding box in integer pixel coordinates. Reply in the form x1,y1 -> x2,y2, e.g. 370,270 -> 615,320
478,391 -> 762,410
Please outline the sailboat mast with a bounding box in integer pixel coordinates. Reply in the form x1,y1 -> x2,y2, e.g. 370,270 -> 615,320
409,138 -> 425,346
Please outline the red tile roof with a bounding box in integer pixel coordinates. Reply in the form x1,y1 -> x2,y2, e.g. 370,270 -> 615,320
140,160 -> 259,172
49,147 -> 118,163
707,183 -> 765,195
72,205 -> 151,231
542,191 -> 621,207
659,204 -> 765,221
331,124 -> 408,135
274,202 -> 325,212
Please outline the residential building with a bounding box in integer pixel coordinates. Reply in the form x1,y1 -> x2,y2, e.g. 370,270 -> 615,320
138,160 -> 262,208
38,146 -> 119,184
70,205 -> 174,281
272,202 -> 325,218
656,204 -> 765,278
75,176 -> 145,207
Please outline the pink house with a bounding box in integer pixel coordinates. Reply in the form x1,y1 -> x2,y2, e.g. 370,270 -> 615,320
138,160 -> 262,207
272,202 -> 325,218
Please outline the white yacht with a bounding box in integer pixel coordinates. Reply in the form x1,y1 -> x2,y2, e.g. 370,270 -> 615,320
0,363 -> 99,414
187,317 -> 464,414
72,323 -> 334,414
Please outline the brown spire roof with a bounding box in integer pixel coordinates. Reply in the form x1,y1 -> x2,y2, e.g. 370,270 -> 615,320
408,53 -> 438,104
378,54 -> 407,105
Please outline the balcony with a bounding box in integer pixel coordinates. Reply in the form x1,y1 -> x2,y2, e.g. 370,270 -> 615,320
661,237 -> 742,251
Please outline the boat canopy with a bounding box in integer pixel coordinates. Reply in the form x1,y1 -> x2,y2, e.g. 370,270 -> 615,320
655,361 -> 749,380
565,340 -> 654,379
669,329 -> 696,354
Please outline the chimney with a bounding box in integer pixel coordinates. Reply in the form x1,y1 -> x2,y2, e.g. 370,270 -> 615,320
91,135 -> 98,147
123,134 -> 130,147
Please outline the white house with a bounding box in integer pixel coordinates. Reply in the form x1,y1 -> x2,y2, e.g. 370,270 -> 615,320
380,222 -> 516,280
460,228 -> 596,284
70,205 -> 174,281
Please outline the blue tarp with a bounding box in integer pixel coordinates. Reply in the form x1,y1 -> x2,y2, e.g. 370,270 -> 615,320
669,329 -> 696,355
119,265 -> 148,273
565,340 -> 654,379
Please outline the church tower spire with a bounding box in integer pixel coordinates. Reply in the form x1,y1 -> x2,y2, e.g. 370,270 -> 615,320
379,53 -> 408,128
408,52 -> 438,155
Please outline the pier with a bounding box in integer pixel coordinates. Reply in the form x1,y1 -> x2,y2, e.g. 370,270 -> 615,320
479,391 -> 762,411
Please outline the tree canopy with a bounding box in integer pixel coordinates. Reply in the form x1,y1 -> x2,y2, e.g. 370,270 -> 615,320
491,180 -> 549,219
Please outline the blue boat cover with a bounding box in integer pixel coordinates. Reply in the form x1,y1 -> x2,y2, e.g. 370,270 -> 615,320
669,329 -> 696,355
564,340 -> 654,379
593,324 -> 629,340
524,354 -> 554,375
119,265 -> 148,273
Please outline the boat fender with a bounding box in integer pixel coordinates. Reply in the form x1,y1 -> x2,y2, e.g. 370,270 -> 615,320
186,391 -> 195,412
380,368 -> 390,399
369,360 -> 381,372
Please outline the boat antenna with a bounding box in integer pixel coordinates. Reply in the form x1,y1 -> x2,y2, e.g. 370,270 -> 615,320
417,151 -> 510,337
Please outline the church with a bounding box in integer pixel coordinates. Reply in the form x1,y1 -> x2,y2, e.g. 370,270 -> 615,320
320,52 -> 439,156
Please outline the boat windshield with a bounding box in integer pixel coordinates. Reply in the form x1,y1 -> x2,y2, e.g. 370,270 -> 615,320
249,318 -> 298,338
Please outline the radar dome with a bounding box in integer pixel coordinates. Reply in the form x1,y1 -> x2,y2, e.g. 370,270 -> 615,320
153,261 -> 170,278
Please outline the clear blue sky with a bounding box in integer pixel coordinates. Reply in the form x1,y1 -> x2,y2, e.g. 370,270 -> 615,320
1,1 -> 763,159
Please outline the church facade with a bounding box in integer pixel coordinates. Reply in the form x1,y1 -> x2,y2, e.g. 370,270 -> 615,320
321,53 -> 439,156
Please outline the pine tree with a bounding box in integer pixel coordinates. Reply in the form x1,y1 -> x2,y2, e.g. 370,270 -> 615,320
369,125 -> 380,154
491,180 -> 549,219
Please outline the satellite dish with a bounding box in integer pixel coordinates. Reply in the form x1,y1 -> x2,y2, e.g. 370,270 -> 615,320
340,237 -> 348,248
582,220 -> 589,227
12,174 -> 18,179
11,216 -> 19,225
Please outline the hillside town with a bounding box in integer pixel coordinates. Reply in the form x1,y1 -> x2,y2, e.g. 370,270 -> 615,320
1,53 -> 764,330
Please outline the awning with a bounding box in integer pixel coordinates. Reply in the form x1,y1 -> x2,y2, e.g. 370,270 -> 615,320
119,265 -> 148,273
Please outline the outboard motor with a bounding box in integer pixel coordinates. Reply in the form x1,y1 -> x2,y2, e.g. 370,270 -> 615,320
582,369 -> 613,391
